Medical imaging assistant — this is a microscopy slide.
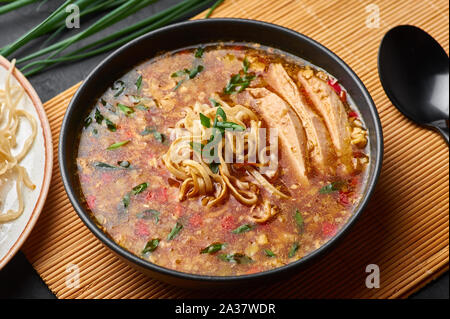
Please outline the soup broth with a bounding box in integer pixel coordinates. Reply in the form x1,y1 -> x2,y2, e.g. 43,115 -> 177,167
76,43 -> 369,276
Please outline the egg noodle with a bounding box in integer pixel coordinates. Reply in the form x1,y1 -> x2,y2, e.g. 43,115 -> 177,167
162,95 -> 289,223
0,59 -> 37,223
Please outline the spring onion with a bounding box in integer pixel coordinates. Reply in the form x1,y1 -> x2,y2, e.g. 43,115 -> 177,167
0,0 -> 38,15
1,0 -> 224,76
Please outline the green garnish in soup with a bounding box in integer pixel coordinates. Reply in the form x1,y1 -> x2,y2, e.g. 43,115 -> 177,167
194,47 -> 204,58
105,118 -> 117,132
319,181 -> 346,194
167,222 -> 183,240
84,117 -> 92,128
136,209 -> 160,224
135,75 -> 143,91
118,103 -> 134,116
93,162 -> 119,169
264,249 -> 276,258
142,238 -> 160,255
218,253 -> 253,264
288,242 -> 300,258
132,182 -> 148,195
112,80 -> 125,97
107,140 -> 129,150
171,65 -> 204,91
200,243 -> 226,254
231,224 -> 253,234
294,210 -> 304,230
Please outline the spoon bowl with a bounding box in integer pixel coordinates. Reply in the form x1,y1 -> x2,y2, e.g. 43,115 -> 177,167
378,25 -> 449,143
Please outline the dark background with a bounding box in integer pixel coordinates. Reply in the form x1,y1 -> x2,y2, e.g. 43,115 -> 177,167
0,0 -> 448,299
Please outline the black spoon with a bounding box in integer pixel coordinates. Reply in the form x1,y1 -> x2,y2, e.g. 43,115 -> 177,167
378,25 -> 449,144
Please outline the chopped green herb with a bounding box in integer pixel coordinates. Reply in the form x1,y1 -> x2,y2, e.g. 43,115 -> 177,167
153,131 -> 165,143
200,242 -> 226,254
118,103 -> 134,116
189,141 -> 204,154
172,65 -> 204,90
215,107 -> 227,122
98,98 -> 116,112
264,249 -> 276,258
167,222 -> 183,240
112,80 -> 125,97
105,118 -> 117,132
136,209 -> 160,224
231,224 -> 253,234
132,182 -> 148,195
214,121 -> 245,131
209,162 -> 220,174
84,117 -> 92,128
107,140 -> 129,150
122,192 -> 130,208
224,73 -> 255,95
200,113 -> 211,128
92,129 -> 98,135
295,210 -> 304,230
173,79 -> 185,91
171,69 -> 189,78
117,161 -> 130,168
94,161 -> 130,170
136,104 -> 149,111
243,57 -> 250,73
223,57 -> 255,94
188,65 -> 204,79
94,108 -> 104,124
93,162 -> 118,169
129,95 -> 141,104
140,126 -> 156,136
135,75 -> 142,91
319,181 -> 346,194
137,96 -> 156,108
194,47 -> 204,58
193,107 -> 234,174
142,238 -> 160,255
218,253 -> 253,264
209,98 -> 221,107
139,127 -> 166,143
103,101 -> 116,113
288,242 -> 299,258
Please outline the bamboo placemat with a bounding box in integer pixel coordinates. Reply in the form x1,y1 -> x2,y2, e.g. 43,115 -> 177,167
21,0 -> 449,299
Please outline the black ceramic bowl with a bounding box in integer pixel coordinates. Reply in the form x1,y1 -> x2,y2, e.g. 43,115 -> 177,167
60,18 -> 383,288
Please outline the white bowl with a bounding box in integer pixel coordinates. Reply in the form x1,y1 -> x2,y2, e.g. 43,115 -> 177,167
0,56 -> 53,269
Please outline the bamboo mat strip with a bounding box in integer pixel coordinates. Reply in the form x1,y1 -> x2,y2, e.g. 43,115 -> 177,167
21,0 -> 449,299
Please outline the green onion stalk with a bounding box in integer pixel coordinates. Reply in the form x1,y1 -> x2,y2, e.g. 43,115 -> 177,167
0,0 -> 92,56
0,0 -> 38,15
1,0 -> 225,76
19,0 -> 159,72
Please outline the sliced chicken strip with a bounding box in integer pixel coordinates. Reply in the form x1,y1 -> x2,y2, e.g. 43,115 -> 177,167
297,70 -> 353,173
265,63 -> 335,174
246,88 -> 309,186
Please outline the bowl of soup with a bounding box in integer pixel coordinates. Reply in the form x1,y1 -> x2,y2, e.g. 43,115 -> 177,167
59,19 -> 383,287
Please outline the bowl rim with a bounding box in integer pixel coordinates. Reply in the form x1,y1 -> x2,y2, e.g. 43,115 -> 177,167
59,18 -> 384,283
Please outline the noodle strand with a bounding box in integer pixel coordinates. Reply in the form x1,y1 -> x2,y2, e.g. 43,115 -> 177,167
0,60 -> 37,223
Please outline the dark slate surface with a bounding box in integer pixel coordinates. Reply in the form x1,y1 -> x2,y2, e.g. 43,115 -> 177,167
0,0 -> 448,299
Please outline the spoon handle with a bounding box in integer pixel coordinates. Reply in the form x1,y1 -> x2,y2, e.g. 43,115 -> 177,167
431,122 -> 449,145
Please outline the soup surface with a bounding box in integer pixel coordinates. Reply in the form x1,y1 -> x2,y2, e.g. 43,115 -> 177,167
76,43 -> 369,276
